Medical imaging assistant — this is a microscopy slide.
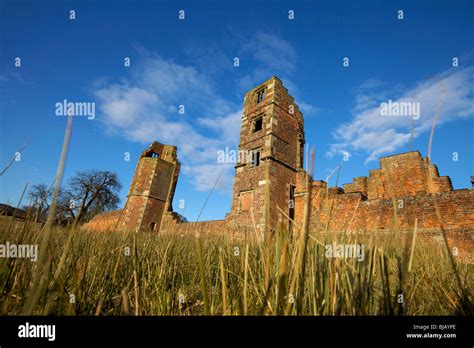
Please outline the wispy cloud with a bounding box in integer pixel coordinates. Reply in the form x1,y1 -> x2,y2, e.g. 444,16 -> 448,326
327,67 -> 474,163
300,102 -> 320,116
235,31 -> 319,116
243,32 -> 297,72
183,42 -> 234,76
93,54 -> 241,192
236,31 -> 296,90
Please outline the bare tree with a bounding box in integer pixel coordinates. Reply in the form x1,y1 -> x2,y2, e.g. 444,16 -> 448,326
55,189 -> 76,225
24,171 -> 121,226
27,184 -> 51,222
64,170 -> 122,225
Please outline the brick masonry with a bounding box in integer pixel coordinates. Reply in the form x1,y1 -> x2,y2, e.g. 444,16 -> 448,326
84,141 -> 180,233
83,77 -> 473,262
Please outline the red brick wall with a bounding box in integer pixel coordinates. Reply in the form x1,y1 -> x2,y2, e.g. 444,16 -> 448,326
82,210 -> 122,232
120,157 -> 159,232
379,151 -> 427,198
297,152 -> 474,233
344,176 -> 368,196
268,160 -> 297,230
161,212 -> 254,239
119,143 -> 179,233
367,169 -> 385,199
292,151 -> 474,262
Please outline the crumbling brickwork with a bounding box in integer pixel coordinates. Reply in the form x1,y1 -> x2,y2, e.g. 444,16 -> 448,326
83,77 -> 473,262
81,209 -> 123,233
160,212 -> 252,239
84,141 -> 180,233
294,151 -> 473,232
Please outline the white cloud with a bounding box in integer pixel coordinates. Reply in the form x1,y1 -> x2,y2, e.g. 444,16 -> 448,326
299,102 -> 320,116
328,67 -> 474,163
197,109 -> 242,141
93,55 -> 241,192
234,31 -> 319,117
243,31 -> 296,72
184,163 -> 235,192
236,32 -> 297,90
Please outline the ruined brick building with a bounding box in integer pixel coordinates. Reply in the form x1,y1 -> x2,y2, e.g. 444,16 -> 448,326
84,77 -> 473,259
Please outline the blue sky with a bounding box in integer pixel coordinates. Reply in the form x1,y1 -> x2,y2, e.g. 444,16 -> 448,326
1,0 -> 473,221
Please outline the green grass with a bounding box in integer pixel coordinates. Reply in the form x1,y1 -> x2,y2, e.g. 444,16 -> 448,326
0,219 -> 471,315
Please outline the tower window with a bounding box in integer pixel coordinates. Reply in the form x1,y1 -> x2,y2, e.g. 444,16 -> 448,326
289,185 -> 296,231
251,149 -> 261,167
255,88 -> 265,103
149,222 -> 156,230
253,116 -> 263,132
299,140 -> 304,168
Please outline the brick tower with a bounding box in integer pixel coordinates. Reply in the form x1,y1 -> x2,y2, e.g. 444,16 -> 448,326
228,77 -> 305,232
120,141 -> 180,232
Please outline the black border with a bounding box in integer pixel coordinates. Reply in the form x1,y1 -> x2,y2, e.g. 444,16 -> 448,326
0,316 -> 472,346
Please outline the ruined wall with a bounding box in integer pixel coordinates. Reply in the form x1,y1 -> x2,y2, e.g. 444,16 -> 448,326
119,142 -> 180,233
83,141 -> 180,233
304,189 -> 473,233
268,160 -> 299,230
352,151 -> 455,201
294,151 -> 473,232
343,176 -> 368,197
229,161 -> 268,230
292,151 -> 474,262
161,212 -> 253,239
82,210 -> 122,233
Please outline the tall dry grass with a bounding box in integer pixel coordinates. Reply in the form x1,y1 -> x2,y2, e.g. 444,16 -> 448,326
0,218 -> 472,315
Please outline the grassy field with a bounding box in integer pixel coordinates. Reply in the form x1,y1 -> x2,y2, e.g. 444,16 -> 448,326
0,217 -> 472,316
